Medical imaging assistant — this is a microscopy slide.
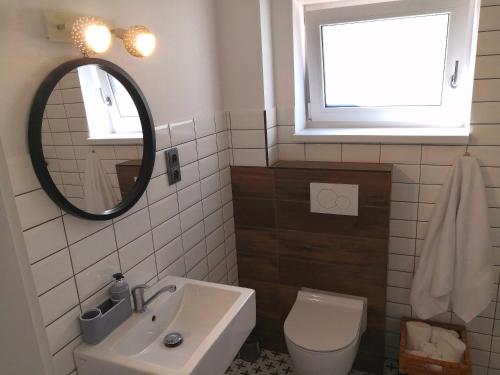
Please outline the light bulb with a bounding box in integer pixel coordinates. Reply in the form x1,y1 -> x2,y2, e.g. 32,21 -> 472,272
72,17 -> 111,56
123,26 -> 156,57
84,24 -> 112,53
135,32 -> 156,57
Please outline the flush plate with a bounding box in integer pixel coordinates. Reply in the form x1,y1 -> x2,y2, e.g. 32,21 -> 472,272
310,182 -> 358,216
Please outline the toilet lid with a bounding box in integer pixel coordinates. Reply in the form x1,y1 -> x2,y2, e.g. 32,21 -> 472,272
284,291 -> 363,352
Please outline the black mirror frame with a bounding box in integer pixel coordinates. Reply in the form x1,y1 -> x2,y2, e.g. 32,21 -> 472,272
28,58 -> 156,221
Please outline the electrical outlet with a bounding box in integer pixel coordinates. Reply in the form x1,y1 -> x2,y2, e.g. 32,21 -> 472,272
165,148 -> 181,185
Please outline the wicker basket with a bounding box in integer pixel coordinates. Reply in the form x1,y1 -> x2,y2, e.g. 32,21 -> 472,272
399,318 -> 472,375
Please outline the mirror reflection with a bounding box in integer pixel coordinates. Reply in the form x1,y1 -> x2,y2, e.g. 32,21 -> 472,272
41,65 -> 144,214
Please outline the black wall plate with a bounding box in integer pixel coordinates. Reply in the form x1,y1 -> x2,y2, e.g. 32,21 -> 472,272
166,148 -> 181,185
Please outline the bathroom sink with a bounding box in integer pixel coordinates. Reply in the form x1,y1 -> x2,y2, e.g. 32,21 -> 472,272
74,276 -> 256,375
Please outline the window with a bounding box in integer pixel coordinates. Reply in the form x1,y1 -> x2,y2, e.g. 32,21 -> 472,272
304,0 -> 478,136
78,65 -> 142,140
322,14 -> 449,107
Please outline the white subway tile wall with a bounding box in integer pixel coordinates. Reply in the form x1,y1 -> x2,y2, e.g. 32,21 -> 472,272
263,5 -> 500,374
229,109 -> 270,167
15,113 -> 237,374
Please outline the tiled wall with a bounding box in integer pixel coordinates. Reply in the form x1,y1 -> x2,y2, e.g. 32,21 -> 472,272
227,107 -> 277,167
16,114 -> 237,375
229,3 -> 500,374
42,70 -> 143,207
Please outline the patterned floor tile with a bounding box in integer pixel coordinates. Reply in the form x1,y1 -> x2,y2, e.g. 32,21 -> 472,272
226,349 -> 400,375
383,359 -> 401,375
226,350 -> 295,375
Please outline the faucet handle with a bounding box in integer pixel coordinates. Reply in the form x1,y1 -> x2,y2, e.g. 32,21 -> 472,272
132,284 -> 149,293
131,284 -> 149,313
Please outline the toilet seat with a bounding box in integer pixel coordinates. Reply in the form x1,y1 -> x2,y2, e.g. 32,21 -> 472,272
284,290 -> 363,352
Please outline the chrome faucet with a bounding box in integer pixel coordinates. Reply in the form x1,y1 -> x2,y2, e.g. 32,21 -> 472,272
131,284 -> 177,313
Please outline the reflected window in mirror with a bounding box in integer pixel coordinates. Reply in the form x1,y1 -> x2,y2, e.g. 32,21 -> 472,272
78,65 -> 142,140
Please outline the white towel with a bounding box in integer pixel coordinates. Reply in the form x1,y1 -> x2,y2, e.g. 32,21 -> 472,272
406,321 -> 432,351
435,330 -> 466,363
406,350 -> 428,358
430,327 -> 459,344
410,156 -> 494,323
84,152 -> 118,214
421,342 -> 442,359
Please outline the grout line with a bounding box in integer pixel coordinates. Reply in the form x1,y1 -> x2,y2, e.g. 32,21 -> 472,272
143,171 -> 160,279
477,53 -> 500,57
65,223 -> 114,247
29,244 -> 69,266
51,334 -> 82,359
14,187 -> 44,198
37,273 -> 74,299
21,214 -> 64,233
44,300 -> 80,328
263,110 -> 270,167
59,215 -> 83,313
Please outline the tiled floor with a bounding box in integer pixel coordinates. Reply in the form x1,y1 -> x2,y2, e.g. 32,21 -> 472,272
226,349 -> 401,375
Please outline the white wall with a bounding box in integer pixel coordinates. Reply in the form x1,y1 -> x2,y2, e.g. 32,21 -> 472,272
259,0 -> 276,112
216,0 -> 266,111
0,1 -> 237,374
0,141 -> 53,375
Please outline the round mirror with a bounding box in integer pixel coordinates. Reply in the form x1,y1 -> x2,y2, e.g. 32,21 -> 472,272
29,58 -> 155,220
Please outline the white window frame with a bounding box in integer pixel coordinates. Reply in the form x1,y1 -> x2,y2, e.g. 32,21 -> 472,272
95,69 -> 143,135
304,0 -> 477,137
78,65 -> 143,143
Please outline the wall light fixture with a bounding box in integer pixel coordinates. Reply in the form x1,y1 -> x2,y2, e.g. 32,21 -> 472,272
114,26 -> 157,58
71,16 -> 112,56
69,16 -> 156,58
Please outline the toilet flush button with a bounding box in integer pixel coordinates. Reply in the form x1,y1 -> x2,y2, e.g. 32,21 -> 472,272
317,189 -> 337,209
310,183 -> 358,216
336,195 -> 351,210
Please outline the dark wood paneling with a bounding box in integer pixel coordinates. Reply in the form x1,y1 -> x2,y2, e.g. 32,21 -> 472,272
275,200 -> 390,239
231,167 -> 275,199
277,229 -> 387,267
238,253 -> 279,283
272,160 -> 393,172
231,163 -> 392,375
236,226 -> 277,256
275,168 -> 391,207
238,278 -> 282,321
233,197 -> 275,228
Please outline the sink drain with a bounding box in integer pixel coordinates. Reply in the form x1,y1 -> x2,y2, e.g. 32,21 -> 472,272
163,332 -> 183,348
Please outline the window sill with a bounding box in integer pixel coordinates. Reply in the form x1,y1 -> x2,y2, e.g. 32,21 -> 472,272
293,126 -> 469,145
87,134 -> 144,145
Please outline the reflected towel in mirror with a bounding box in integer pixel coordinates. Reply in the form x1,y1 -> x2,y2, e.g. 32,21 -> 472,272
84,151 -> 118,213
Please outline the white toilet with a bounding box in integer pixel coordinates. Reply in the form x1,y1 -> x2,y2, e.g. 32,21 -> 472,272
284,289 -> 367,375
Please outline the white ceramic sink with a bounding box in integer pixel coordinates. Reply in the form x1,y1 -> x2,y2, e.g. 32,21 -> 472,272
74,276 -> 256,375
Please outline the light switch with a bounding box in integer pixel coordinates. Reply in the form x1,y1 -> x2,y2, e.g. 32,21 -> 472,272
310,182 -> 359,216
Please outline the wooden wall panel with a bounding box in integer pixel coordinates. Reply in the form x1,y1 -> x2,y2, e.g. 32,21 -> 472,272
231,162 -> 392,374
275,200 -> 390,238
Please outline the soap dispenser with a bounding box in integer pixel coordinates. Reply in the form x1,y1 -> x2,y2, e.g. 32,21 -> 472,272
79,273 -> 132,345
109,273 -> 130,303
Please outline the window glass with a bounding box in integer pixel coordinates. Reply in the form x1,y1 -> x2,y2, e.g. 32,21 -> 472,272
321,13 -> 450,108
